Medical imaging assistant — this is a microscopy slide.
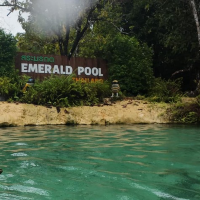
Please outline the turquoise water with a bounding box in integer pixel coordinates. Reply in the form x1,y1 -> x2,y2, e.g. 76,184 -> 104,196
0,125 -> 200,200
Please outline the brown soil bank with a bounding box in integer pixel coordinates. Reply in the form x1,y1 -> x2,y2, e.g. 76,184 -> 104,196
0,100 -> 171,127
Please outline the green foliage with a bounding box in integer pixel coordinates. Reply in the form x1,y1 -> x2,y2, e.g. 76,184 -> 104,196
197,94 -> 200,106
15,0 -> 116,57
168,101 -> 200,124
103,34 -> 154,95
78,1 -> 123,58
8,0 -> 200,89
135,95 -> 146,100
120,0 -> 200,83
19,75 -> 110,107
0,73 -> 30,100
0,29 -> 17,77
16,33 -> 60,55
0,77 -> 15,96
182,112 -> 199,124
148,78 -> 182,103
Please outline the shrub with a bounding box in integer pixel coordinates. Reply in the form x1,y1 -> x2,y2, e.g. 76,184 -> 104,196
0,29 -> 17,77
168,102 -> 200,124
103,34 -> 154,96
197,94 -> 200,106
19,75 -> 110,107
0,77 -> 15,97
148,78 -> 182,103
0,73 -> 29,100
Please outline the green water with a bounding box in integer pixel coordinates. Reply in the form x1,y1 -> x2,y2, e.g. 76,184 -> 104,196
0,125 -> 200,200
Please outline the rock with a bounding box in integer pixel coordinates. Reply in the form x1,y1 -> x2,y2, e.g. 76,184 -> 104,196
0,100 -> 171,126
103,98 -> 112,105
64,109 -> 70,114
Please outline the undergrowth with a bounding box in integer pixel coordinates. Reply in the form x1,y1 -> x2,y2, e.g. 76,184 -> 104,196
147,78 -> 183,103
19,75 -> 111,107
167,100 -> 200,124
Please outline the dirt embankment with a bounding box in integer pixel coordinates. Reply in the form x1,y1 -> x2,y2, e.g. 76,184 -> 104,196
0,99 -> 171,127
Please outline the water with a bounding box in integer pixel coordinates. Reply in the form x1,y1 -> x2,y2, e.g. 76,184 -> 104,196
0,125 -> 200,200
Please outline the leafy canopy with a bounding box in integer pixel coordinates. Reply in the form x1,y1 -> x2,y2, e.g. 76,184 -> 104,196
15,0 -> 109,57
103,34 -> 154,95
0,29 -> 17,77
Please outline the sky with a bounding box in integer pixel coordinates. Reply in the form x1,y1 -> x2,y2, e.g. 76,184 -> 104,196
0,5 -> 25,35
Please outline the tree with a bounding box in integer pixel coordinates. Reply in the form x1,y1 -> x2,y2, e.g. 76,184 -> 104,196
190,0 -> 200,48
16,32 -> 60,55
77,0 -> 124,58
4,0 -> 124,59
119,0 -> 200,92
103,34 -> 154,95
0,28 -> 17,77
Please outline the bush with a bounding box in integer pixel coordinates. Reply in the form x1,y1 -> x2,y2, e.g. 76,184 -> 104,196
103,34 -> 154,96
197,94 -> 200,106
0,29 -> 17,77
0,77 -> 15,97
148,78 -> 182,103
168,102 -> 200,124
0,73 -> 30,100
19,75 -> 111,107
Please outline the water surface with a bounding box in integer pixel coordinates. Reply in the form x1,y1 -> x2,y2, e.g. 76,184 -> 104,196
0,125 -> 200,200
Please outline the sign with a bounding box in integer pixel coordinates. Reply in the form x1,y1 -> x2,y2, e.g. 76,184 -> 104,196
15,53 -> 108,82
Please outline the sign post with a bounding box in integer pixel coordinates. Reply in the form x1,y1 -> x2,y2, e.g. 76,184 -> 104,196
15,53 -> 108,82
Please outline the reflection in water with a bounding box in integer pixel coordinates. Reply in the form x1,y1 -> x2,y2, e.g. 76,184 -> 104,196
0,125 -> 200,200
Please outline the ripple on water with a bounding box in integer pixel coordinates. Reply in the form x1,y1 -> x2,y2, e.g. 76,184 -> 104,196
0,125 -> 200,200
0,184 -> 49,197
11,153 -> 28,157
15,143 -> 28,146
0,193 -> 33,200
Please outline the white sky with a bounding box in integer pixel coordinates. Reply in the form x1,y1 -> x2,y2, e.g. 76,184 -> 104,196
0,5 -> 25,35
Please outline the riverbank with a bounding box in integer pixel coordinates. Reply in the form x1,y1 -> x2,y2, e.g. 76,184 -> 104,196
0,99 -> 171,127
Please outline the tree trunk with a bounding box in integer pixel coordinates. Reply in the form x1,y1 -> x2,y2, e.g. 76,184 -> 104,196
64,26 -> 70,56
190,0 -> 200,47
172,1 -> 200,95
189,0 -> 200,95
68,6 -> 96,59
58,37 -> 64,56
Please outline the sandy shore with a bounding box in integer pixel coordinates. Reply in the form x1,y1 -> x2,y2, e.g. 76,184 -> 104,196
0,99 -> 171,127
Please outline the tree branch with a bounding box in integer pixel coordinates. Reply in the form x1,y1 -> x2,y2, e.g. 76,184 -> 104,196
64,25 -> 70,56
68,6 -> 96,59
171,65 -> 193,77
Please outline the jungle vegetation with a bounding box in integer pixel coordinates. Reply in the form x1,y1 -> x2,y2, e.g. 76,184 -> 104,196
1,0 -> 200,123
